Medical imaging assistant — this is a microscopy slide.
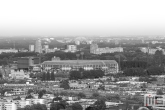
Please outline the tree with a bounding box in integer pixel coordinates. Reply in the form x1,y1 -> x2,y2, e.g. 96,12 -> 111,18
27,89 -> 34,94
146,66 -> 164,75
13,96 -> 21,100
92,92 -> 100,98
30,73 -> 35,78
25,94 -> 34,99
106,94 -> 120,101
53,97 -> 62,102
71,103 -> 83,110
77,92 -> 86,99
94,98 -> 106,110
38,91 -> 44,98
86,106 -> 98,110
59,91 -> 68,96
98,85 -> 105,90
30,104 -> 47,110
47,72 -> 50,81
154,50 -> 163,66
51,71 -> 55,81
60,80 -> 70,90
156,89 -> 164,95
69,71 -> 81,80
50,102 -> 67,110
42,72 -> 46,81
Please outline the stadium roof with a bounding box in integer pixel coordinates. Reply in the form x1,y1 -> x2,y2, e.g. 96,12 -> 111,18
42,60 -> 118,65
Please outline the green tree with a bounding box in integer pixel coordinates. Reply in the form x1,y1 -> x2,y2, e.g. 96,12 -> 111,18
156,89 -> 164,95
30,104 -> 47,110
50,102 -> 67,110
25,94 -> 34,99
71,103 -> 83,110
38,91 -> 44,98
92,92 -> 100,98
47,72 -> 50,81
42,72 -> 46,81
51,71 -> 55,81
60,80 -> 70,90
94,98 -> 106,110
53,97 -> 62,102
69,71 -> 81,80
98,85 -> 105,90
27,89 -> 34,94
86,107 -> 98,110
13,96 -> 21,100
77,92 -> 86,99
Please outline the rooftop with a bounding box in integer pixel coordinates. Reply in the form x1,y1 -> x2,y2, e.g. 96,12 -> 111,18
42,60 -> 118,65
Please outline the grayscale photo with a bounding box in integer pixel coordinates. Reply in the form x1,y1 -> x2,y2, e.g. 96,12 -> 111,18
0,0 -> 165,110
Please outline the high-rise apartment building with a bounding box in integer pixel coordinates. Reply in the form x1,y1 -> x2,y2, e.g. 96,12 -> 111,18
90,43 -> 99,54
35,39 -> 42,53
29,45 -> 34,52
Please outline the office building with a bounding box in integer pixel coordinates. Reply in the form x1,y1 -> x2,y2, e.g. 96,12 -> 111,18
35,39 -> 42,53
29,45 -> 34,52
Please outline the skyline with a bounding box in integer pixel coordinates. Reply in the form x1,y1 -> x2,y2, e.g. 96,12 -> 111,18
0,0 -> 165,36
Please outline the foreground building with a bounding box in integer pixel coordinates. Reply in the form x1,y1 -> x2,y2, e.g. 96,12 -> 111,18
42,59 -> 119,74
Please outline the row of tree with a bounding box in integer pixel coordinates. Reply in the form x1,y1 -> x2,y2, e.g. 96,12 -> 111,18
42,71 -> 55,81
69,69 -> 104,80
123,66 -> 165,76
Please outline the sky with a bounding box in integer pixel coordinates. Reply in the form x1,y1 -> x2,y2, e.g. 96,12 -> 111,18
0,0 -> 165,36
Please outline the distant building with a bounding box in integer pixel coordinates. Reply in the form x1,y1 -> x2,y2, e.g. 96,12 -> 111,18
29,45 -> 34,52
115,40 -> 119,45
42,59 -> 119,74
0,102 -> 17,110
90,43 -> 98,54
75,40 -> 80,45
0,99 -> 45,110
0,49 -> 18,54
10,69 -> 29,79
43,45 -> 49,53
90,43 -> 123,54
140,47 -> 165,55
66,45 -> 77,52
17,57 -> 40,69
35,39 -> 42,53
43,45 -> 49,49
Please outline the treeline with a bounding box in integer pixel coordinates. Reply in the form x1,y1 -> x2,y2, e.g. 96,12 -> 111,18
123,66 -> 165,76
69,69 -> 105,80
40,69 -> 105,81
120,61 -> 147,70
44,51 -> 77,60
0,52 -> 37,59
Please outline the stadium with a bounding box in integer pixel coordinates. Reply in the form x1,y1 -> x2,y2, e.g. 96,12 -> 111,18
42,60 -> 119,74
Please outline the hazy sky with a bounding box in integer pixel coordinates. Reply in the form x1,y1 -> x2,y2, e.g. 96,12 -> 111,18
0,0 -> 165,36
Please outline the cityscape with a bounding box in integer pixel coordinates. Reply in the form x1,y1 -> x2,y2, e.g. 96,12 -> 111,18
1,0 -> 165,110
0,36 -> 165,110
